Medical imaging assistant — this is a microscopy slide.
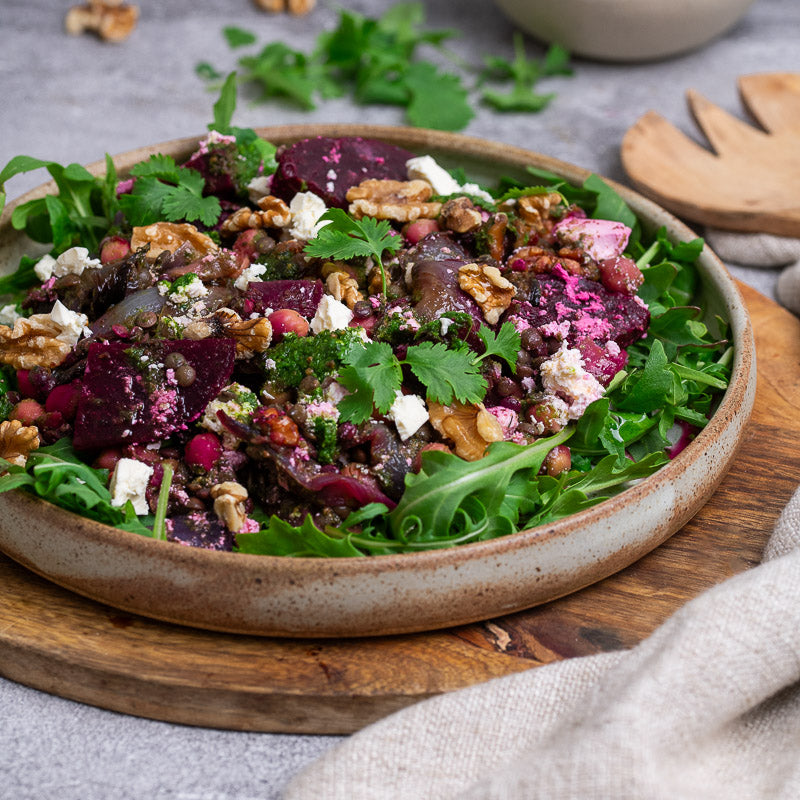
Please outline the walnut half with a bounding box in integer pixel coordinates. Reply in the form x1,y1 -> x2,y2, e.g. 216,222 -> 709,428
211,481 -> 249,533
65,2 -> 139,42
0,420 -> 40,468
214,309 -> 273,358
0,315 -> 74,369
346,179 -> 442,223
458,263 -> 515,325
428,401 -> 503,462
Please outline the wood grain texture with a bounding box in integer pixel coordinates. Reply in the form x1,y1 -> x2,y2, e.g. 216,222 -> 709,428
621,73 -> 800,236
0,283 -> 797,734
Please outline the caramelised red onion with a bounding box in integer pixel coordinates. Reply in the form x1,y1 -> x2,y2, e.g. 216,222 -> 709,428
90,287 -> 166,336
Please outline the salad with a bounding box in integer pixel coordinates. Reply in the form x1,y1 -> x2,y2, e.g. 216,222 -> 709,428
0,79 -> 731,557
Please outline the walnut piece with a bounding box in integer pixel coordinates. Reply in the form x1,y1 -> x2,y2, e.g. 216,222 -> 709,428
322,264 -> 363,308
211,481 -> 249,533
65,2 -> 139,42
428,401 -> 503,462
214,309 -> 273,358
252,0 -> 316,13
0,315 -> 74,369
221,196 -> 291,233
346,179 -> 442,223
131,222 -> 219,261
440,197 -> 483,234
514,193 -> 564,232
457,263 -> 515,325
0,420 -> 40,468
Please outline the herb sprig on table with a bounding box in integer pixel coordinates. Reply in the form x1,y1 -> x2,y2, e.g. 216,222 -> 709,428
196,2 -> 573,131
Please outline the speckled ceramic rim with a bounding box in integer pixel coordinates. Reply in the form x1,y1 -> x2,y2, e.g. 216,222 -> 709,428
0,125 -> 756,638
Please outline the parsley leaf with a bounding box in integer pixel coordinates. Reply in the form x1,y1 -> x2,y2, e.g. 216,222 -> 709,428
303,208 -> 403,296
119,154 -> 221,227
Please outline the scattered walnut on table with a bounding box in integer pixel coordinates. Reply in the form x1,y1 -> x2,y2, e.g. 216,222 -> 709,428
65,1 -> 139,42
130,222 -> 219,261
428,401 -> 503,462
211,481 -> 249,533
458,262 -> 515,325
0,420 -> 40,468
213,309 -> 273,358
221,196 -> 292,233
439,197 -> 483,234
346,179 -> 442,223
252,0 -> 317,14
0,315 -> 74,369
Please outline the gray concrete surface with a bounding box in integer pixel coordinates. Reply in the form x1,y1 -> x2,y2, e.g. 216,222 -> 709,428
0,1 -> 797,798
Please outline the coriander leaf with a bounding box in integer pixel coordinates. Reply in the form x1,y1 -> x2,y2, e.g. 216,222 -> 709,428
542,43 -> 573,76
404,341 -> 486,404
160,183 -> 221,227
119,178 -> 171,227
477,322 -> 521,372
304,209 -> 402,296
196,61 -> 222,81
239,43 -> 318,110
338,340 -> 402,416
223,26 -> 257,48
404,61 -> 474,131
130,154 -> 182,183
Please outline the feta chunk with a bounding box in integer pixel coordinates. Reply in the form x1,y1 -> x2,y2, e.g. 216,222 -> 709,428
49,299 -> 89,346
288,191 -> 329,241
247,175 -> 272,205
34,247 -> 103,283
200,382 -> 259,435
234,263 -> 267,292
540,344 -> 605,420
388,391 -> 429,441
169,275 -> 208,304
0,304 -> 21,327
34,254 -> 58,282
109,458 -> 154,516
310,294 -> 353,333
406,155 -> 461,196
406,156 -> 495,204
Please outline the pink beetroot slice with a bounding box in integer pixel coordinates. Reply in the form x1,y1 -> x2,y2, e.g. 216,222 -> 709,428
270,137 -> 417,208
73,339 -> 235,450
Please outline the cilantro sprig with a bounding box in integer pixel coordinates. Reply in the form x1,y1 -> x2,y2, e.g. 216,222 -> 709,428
303,208 -> 403,297
336,322 -> 521,423
119,154 -> 221,228
197,3 -> 572,131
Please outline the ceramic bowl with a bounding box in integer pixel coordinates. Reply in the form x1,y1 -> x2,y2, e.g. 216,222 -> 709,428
493,0 -> 757,62
0,125 -> 756,637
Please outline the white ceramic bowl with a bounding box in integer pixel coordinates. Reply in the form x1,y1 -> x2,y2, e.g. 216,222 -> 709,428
493,0 -> 757,62
0,125 -> 756,637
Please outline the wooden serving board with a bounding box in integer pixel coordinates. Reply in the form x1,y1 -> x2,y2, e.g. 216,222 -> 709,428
0,282 -> 797,735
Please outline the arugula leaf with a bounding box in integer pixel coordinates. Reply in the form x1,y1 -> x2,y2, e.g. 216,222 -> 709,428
303,208 -> 403,296
237,513 -> 366,557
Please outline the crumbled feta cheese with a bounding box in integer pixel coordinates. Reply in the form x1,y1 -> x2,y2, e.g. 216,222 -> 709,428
440,317 -> 453,335
200,382 -> 259,435
406,156 -> 495,204
109,458 -> 154,516
388,391 -> 429,441
0,304 -> 21,327
288,191 -> 329,241
170,275 -> 208,304
540,344 -> 605,420
406,155 -> 461,196
234,263 -> 267,292
247,175 -> 272,205
49,299 -> 89,346
310,294 -> 353,333
34,254 -> 58,282
324,380 -> 348,405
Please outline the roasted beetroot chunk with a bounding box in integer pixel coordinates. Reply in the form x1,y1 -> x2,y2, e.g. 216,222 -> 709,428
166,512 -> 234,551
244,279 -> 323,318
73,339 -> 235,450
270,137 -> 416,208
530,268 -> 650,348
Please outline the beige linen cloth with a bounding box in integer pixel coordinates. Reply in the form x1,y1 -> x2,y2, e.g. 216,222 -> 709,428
285,231 -> 800,800
285,488 -> 800,800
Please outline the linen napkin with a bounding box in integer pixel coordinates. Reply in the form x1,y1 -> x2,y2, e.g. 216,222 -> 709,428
284,487 -> 800,800
703,228 -> 800,316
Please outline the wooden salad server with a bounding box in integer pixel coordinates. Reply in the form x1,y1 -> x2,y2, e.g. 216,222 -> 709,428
621,73 -> 800,236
